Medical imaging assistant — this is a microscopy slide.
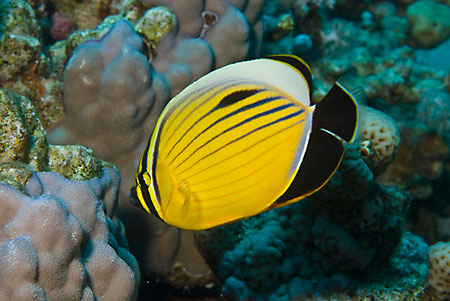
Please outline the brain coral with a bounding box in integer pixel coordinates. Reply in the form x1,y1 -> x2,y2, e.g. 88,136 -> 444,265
0,168 -> 140,300
356,105 -> 400,176
428,241 -> 450,300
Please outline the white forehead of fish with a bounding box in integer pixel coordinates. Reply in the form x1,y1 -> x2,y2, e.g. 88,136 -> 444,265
190,58 -> 311,107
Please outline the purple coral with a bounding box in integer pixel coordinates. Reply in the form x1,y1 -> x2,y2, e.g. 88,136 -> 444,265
0,168 -> 139,300
55,20 -> 167,162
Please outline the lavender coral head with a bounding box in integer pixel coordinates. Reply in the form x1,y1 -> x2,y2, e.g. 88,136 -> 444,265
61,20 -> 160,160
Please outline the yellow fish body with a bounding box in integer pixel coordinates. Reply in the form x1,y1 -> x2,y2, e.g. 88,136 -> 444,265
130,55 -> 358,230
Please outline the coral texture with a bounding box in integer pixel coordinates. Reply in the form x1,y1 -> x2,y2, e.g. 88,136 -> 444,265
0,168 -> 140,300
0,86 -> 139,299
3,0 -> 449,299
0,88 -> 111,191
0,0 -> 41,84
195,202 -> 425,300
56,20 -> 165,163
355,105 -> 400,176
265,0 -> 450,207
48,0 -> 123,31
428,241 -> 450,300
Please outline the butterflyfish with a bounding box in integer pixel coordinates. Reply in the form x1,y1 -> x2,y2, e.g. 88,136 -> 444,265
129,54 -> 358,230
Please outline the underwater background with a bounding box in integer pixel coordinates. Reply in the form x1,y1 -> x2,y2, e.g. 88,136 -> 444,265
0,0 -> 449,300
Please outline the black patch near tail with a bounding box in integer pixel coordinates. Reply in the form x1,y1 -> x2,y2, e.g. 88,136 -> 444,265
275,128 -> 344,205
313,82 -> 358,142
274,80 -> 358,205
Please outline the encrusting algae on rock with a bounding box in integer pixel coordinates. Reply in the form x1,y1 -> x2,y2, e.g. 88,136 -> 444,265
0,0 -> 64,129
134,6 -> 177,57
0,88 -> 112,191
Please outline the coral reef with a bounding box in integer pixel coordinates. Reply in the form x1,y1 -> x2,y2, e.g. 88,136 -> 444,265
193,104 -> 424,299
47,0 -> 123,31
48,0 -> 266,284
1,0 -> 450,299
0,0 -> 41,84
54,20 -> 165,163
428,241 -> 450,300
259,2 -> 450,244
355,105 -> 400,176
195,202 -> 427,299
0,168 -> 140,300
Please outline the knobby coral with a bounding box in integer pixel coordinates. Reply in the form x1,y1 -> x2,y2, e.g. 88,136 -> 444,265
0,168 -> 140,300
0,87 -> 139,299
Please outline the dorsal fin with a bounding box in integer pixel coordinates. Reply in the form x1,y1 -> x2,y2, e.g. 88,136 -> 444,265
264,54 -> 313,100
